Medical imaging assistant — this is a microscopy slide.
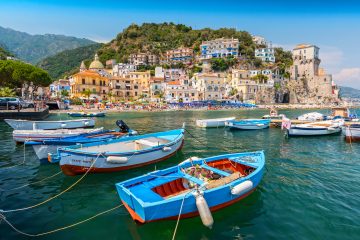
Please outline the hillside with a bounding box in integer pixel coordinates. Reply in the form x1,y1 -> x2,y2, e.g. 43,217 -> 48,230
97,23 -> 256,63
0,26 -> 96,64
37,43 -> 102,79
339,86 -> 360,98
0,44 -> 13,60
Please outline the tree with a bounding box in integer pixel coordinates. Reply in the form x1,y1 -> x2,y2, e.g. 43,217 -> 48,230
283,71 -> 291,80
60,89 -> 69,98
82,89 -> 91,100
251,74 -> 268,84
107,91 -> 114,102
229,87 -> 238,96
0,87 -> 16,97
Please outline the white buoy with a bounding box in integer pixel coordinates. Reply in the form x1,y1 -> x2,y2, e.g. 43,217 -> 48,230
106,156 -> 128,164
84,121 -> 89,126
231,180 -> 253,196
61,123 -> 66,128
194,192 -> 214,229
162,146 -> 172,152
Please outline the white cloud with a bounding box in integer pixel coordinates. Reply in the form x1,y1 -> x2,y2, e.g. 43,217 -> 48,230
333,68 -> 360,88
319,46 -> 344,67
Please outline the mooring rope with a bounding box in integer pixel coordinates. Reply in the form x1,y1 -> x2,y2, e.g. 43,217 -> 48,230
0,204 -> 123,237
0,171 -> 63,192
1,140 -> 29,169
171,192 -> 189,240
0,152 -> 102,213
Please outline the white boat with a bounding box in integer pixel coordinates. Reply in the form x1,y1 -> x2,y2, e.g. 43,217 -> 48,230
196,117 -> 236,128
287,120 -> 343,136
13,128 -> 104,143
48,127 -> 185,175
226,119 -> 270,130
297,112 -> 324,122
4,118 -> 95,130
343,124 -> 360,142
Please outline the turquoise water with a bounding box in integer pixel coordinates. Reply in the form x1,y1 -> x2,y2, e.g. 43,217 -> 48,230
0,109 -> 359,240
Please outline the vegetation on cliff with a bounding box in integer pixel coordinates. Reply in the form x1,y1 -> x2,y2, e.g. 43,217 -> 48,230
37,43 -> 102,79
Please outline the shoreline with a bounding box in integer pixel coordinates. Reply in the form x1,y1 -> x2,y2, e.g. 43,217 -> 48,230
50,104 -> 359,114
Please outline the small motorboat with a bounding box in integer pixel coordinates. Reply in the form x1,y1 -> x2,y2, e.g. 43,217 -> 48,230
49,125 -> 185,176
286,120 -> 344,137
297,112 -> 324,122
13,128 -> 104,143
196,117 -> 236,128
68,112 -> 105,117
226,119 -> 270,130
115,151 -> 265,226
26,120 -> 137,160
343,124 -> 360,142
4,118 -> 95,130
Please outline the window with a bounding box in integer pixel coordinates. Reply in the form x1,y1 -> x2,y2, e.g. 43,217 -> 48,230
82,79 -> 85,84
103,90 -> 106,94
135,92 -> 138,96
83,88 -> 85,92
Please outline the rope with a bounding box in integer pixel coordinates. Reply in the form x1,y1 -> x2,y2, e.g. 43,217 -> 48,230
2,140 -> 28,169
0,204 -> 122,237
0,153 -> 102,213
0,171 -> 62,192
171,193 -> 188,240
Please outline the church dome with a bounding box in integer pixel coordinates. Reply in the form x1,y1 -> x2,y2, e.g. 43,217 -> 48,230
89,53 -> 104,70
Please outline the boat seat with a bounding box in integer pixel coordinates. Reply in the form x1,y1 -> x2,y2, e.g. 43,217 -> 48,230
134,139 -> 159,150
201,164 -> 231,177
206,172 -> 241,189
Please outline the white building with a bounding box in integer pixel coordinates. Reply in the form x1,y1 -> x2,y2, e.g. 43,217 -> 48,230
255,48 -> 275,62
113,63 -> 137,77
200,38 -> 239,59
252,36 -> 267,45
165,77 -> 198,103
155,67 -> 186,81
192,72 -> 228,100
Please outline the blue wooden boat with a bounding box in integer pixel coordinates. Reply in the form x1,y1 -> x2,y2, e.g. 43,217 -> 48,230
26,120 -> 136,161
226,119 -> 270,130
68,112 -> 106,117
115,151 -> 265,226
50,125 -> 185,175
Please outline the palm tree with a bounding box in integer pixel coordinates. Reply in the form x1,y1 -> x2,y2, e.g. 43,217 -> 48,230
0,87 -> 16,97
229,87 -> 238,97
82,89 -> 91,100
107,91 -> 114,103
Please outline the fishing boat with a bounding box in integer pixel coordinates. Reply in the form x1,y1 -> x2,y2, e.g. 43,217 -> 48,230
49,125 -> 185,175
13,127 -> 104,143
26,120 -> 137,160
115,151 -> 265,226
286,120 -> 343,137
4,118 -> 95,130
68,112 -> 106,117
226,119 -> 270,130
196,117 -> 235,128
343,124 -> 360,142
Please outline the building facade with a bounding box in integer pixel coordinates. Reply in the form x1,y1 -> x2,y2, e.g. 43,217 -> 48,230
112,63 -> 137,77
193,72 -> 228,100
200,38 -> 239,59
165,77 -> 198,103
165,47 -> 193,63
252,36 -> 267,45
255,48 -> 275,62
128,53 -> 148,66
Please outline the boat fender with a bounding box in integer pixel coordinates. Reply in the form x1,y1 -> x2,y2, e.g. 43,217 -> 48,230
194,192 -> 214,229
106,156 -> 128,164
61,123 -> 66,128
162,146 -> 172,152
84,121 -> 89,126
327,127 -> 336,131
231,180 -> 253,195
256,124 -> 264,127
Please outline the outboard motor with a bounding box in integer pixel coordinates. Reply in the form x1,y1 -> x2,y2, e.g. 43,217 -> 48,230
116,120 -> 130,133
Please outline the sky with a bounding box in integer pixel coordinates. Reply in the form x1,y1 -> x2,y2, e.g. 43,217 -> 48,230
0,0 -> 360,88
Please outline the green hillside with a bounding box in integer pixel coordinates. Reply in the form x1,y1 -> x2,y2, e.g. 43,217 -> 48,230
0,26 -> 96,64
339,86 -> 360,98
37,43 -> 102,79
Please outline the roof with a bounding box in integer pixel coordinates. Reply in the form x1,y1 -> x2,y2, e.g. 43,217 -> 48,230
89,54 -> 104,69
167,81 -> 180,85
294,44 -> 318,50
73,70 -> 106,79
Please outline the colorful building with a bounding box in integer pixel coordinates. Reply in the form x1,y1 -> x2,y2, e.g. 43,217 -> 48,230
255,47 -> 275,62
200,38 -> 239,59
165,47 -> 193,63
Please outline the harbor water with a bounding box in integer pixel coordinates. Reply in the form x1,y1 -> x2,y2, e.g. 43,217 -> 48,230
0,109 -> 359,239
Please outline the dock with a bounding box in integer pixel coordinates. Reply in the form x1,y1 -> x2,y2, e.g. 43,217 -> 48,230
0,107 -> 49,120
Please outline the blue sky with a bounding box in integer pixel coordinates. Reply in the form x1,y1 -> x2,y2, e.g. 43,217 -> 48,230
1,0 -> 360,88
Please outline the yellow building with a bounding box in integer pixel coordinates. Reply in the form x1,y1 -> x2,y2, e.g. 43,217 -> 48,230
70,70 -> 109,100
230,69 -> 258,101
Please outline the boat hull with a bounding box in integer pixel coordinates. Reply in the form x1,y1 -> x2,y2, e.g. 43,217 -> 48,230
344,127 -> 360,142
288,126 -> 341,136
5,119 -> 95,130
68,112 -> 105,117
32,145 -> 59,160
59,138 -> 184,176
196,117 -> 235,128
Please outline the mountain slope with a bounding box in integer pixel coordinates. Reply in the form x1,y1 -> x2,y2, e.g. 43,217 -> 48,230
0,44 -> 14,60
0,26 -> 96,64
339,86 -> 360,98
37,43 -> 102,79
